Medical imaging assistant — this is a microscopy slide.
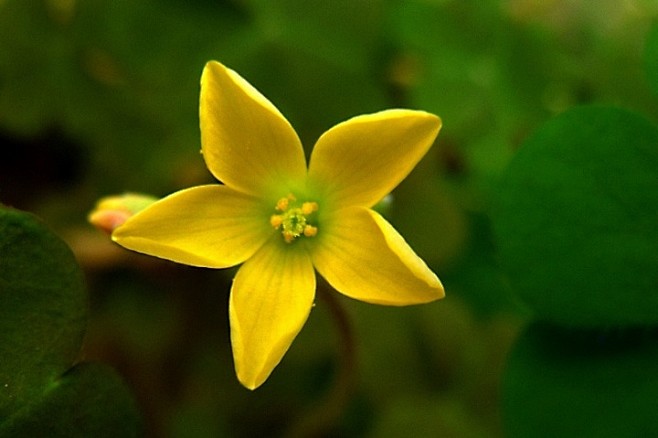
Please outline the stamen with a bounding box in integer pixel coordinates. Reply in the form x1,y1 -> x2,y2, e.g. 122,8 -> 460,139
282,231 -> 295,243
275,197 -> 289,211
301,202 -> 319,215
271,194 -> 319,243
276,194 -> 299,211
270,215 -> 283,228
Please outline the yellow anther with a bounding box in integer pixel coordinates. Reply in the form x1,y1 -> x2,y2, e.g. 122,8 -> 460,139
303,225 -> 318,237
270,215 -> 283,228
272,193 -> 319,243
282,231 -> 295,243
275,197 -> 290,211
301,202 -> 319,215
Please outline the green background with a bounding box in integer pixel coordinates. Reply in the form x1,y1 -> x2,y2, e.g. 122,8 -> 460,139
2,0 -> 657,436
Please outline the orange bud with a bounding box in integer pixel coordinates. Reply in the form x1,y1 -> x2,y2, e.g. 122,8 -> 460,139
88,193 -> 157,234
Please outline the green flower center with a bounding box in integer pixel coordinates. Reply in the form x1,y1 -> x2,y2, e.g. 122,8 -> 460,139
270,194 -> 319,243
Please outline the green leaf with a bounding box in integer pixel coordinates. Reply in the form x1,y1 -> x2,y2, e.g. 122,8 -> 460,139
493,106 -> 658,327
0,363 -> 142,437
503,323 -> 658,437
0,206 -> 142,434
0,206 -> 87,418
644,22 -> 658,96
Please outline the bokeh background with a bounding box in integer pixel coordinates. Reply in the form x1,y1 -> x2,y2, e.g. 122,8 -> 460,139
2,0 -> 658,436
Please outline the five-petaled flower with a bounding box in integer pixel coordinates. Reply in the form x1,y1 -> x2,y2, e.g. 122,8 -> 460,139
112,60 -> 445,389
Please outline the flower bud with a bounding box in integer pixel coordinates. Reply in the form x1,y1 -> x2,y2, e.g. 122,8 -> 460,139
88,193 -> 157,234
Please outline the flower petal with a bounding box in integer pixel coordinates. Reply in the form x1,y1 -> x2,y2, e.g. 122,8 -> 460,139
200,61 -> 307,196
230,240 -> 316,390
112,185 -> 270,268
312,207 -> 444,305
308,109 -> 441,207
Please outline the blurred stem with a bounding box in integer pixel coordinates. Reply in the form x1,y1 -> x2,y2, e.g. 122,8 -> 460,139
285,280 -> 357,438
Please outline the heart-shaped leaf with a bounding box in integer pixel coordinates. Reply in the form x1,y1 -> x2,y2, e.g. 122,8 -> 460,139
0,206 -> 141,435
493,106 -> 658,327
0,206 -> 87,417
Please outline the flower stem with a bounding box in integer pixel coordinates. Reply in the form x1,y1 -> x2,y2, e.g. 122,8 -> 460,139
285,279 -> 357,438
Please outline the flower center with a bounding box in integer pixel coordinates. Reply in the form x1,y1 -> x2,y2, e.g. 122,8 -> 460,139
270,194 -> 319,243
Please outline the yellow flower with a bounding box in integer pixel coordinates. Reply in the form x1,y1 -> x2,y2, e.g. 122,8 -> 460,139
112,61 -> 445,389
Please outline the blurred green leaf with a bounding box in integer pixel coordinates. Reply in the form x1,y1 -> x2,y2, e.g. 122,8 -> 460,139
0,206 -> 141,435
0,206 -> 87,418
245,0 -> 383,74
369,395 -> 488,438
503,323 -> 658,437
493,106 -> 658,327
440,212 -> 521,317
233,0 -> 389,150
644,22 -> 658,96
390,155 -> 468,268
0,0 -> 252,193
0,363 -> 142,437
388,0 -> 539,190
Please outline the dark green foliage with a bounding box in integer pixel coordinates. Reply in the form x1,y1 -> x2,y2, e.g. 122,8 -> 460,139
495,105 -> 658,436
0,206 -> 141,436
494,106 -> 658,327
0,206 -> 87,418
503,323 -> 658,437
0,363 -> 142,437
2,0 -> 658,435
